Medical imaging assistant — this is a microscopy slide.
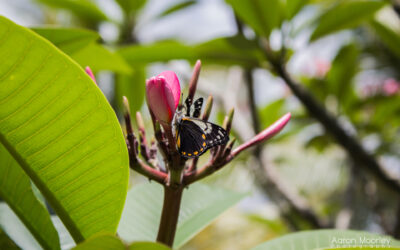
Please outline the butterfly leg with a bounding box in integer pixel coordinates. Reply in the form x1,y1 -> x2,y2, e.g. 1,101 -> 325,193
192,97 -> 203,118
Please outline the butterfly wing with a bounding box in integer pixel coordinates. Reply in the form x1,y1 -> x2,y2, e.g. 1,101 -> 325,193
177,118 -> 229,158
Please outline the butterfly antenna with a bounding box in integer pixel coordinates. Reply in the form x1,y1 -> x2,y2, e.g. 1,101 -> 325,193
177,93 -> 184,111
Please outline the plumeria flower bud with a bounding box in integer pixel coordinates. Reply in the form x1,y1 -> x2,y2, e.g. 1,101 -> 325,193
146,71 -> 181,124
85,66 -> 97,85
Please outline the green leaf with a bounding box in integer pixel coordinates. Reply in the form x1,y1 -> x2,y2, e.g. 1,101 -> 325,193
326,43 -> 359,107
323,248 -> 400,250
115,0 -> 147,14
310,1 -> 386,41
304,134 -> 332,152
259,99 -> 285,129
286,0 -> 310,20
72,234 -> 125,250
195,36 -> 263,67
72,234 -> 170,250
36,0 -> 108,23
31,28 -> 131,74
158,1 -> 197,18
117,182 -> 246,249
0,145 -> 60,250
369,20 -> 400,58
118,36 -> 262,67
0,228 -> 19,250
118,40 -> 195,64
71,43 -> 132,74
129,242 -> 171,250
115,67 -> 146,115
225,0 -> 281,37
32,27 -> 100,54
252,230 -> 400,250
0,17 -> 129,242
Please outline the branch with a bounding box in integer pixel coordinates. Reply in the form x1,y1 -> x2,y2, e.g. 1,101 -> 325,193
267,58 -> 400,194
243,69 -> 328,228
130,158 -> 167,185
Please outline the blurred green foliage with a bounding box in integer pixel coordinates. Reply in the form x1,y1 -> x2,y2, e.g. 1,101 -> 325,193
0,0 -> 399,249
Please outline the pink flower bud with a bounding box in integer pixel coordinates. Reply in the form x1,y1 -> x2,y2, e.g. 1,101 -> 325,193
85,66 -> 97,85
146,71 -> 181,124
232,113 -> 291,157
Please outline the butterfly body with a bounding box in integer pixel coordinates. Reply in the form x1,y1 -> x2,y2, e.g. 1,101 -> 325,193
173,97 -> 229,158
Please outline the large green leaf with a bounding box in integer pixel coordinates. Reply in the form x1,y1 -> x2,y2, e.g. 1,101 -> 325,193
252,230 -> 400,250
0,145 -> 60,250
36,0 -> 108,23
32,27 -> 100,54
0,17 -> 129,242
225,0 -> 281,37
310,1 -> 386,41
370,20 -> 400,58
117,182 -> 246,249
118,36 -> 262,67
70,43 -> 132,74
73,233 -> 170,250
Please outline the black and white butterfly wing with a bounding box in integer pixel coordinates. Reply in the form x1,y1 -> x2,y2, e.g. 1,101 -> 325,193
177,118 -> 229,158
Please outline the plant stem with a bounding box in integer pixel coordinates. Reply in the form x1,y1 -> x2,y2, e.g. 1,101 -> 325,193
156,185 -> 184,247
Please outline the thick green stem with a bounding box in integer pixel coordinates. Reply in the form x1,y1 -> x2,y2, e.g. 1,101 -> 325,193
156,186 -> 184,247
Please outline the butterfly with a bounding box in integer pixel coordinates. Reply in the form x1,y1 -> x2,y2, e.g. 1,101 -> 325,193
173,97 -> 229,158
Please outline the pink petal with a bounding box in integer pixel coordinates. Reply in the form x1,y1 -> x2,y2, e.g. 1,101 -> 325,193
85,66 -> 97,85
232,113 -> 291,157
157,71 -> 181,109
146,77 -> 175,123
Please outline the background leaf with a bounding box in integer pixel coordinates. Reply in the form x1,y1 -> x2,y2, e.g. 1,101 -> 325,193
252,230 -> 400,250
158,1 -> 197,18
70,43 -> 132,74
73,234 -> 125,250
225,0 -> 281,37
0,203 -> 42,250
32,27 -> 100,55
129,242 -> 170,250
0,145 -> 60,250
117,182 -> 247,249
326,43 -> 359,109
114,67 -> 146,115
115,0 -> 147,15
286,0 -> 310,20
118,41 -> 195,65
259,99 -> 286,129
0,228 -> 19,250
0,17 -> 129,242
369,20 -> 400,58
73,234 -> 170,250
36,0 -> 108,23
310,1 -> 386,41
118,36 -> 262,67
